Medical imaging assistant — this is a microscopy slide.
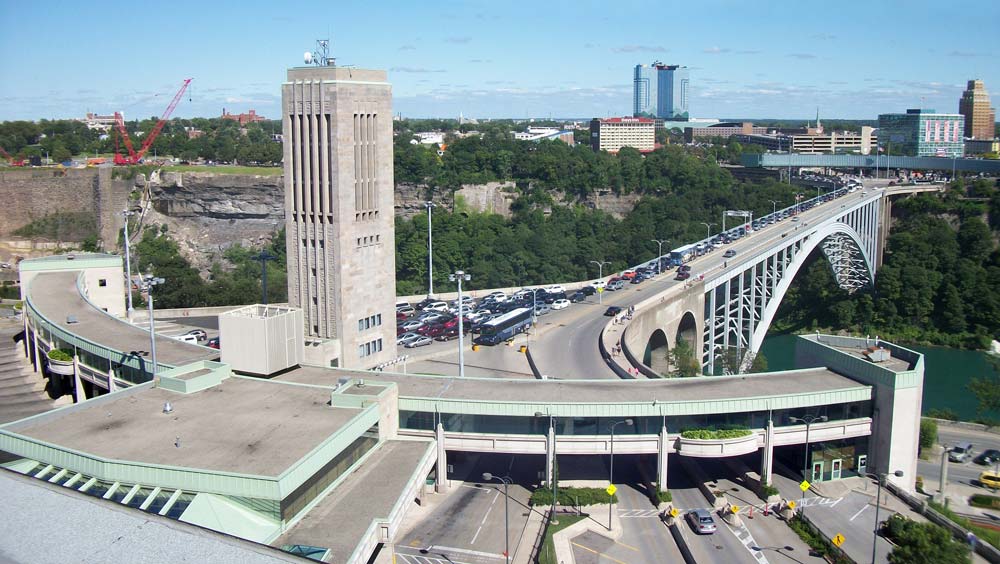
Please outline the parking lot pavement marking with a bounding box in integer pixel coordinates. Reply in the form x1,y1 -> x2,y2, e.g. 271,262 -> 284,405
721,519 -> 770,564
849,503 -> 869,522
570,541 -> 629,564
470,490 -> 500,545
617,509 -> 660,518
427,545 -> 506,561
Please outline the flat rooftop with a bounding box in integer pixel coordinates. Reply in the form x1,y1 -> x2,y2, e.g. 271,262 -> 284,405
7,377 -> 359,477
279,366 -> 866,405
274,439 -> 432,561
28,271 -> 218,367
0,470 -> 305,564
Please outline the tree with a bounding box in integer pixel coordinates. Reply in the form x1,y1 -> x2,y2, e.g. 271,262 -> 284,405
670,338 -> 701,377
958,217 -> 993,263
969,357 -> 1000,421
919,418 -> 938,452
884,514 -> 970,564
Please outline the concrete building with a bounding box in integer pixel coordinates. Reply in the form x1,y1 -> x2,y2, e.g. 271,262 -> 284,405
965,138 -> 1000,156
590,117 -> 655,153
733,127 -> 877,155
513,126 -> 575,145
633,62 -> 689,120
81,113 -> 118,132
282,65 -> 398,369
684,122 -> 767,142
958,79 -> 996,140
878,109 -> 965,157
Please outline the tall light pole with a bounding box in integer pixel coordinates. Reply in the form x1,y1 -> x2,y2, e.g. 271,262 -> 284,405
700,222 -> 715,240
121,208 -> 138,319
789,414 -> 827,516
449,270 -> 471,378
608,418 -> 634,530
769,200 -> 778,217
870,470 -> 904,564
425,201 -> 436,296
482,473 -> 512,564
590,260 -> 610,304
535,412 -> 558,524
651,239 -> 668,275
143,272 -> 165,385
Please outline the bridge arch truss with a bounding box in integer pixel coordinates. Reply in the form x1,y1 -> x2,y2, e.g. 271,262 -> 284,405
702,197 -> 881,375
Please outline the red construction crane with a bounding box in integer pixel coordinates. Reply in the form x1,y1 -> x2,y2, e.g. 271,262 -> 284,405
0,146 -> 25,167
113,78 -> 192,165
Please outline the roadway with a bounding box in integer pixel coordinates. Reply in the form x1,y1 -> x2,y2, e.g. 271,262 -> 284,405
918,424 -> 1000,489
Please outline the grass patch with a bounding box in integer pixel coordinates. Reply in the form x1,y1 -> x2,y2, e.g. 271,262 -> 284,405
680,428 -> 752,440
12,212 -> 97,241
162,164 -> 282,176
787,514 -> 852,564
536,514 -> 585,564
655,489 -> 672,504
529,487 -> 616,507
930,500 -> 1000,550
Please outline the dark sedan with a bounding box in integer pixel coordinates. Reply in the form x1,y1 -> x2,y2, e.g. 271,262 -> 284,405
975,449 -> 1000,466
604,306 -> 623,316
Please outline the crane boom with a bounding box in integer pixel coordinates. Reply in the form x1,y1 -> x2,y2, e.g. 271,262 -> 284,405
113,78 -> 192,165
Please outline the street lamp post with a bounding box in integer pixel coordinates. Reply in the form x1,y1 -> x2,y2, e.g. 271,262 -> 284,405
590,260 -> 610,304
769,200 -> 778,217
536,412 -> 558,524
482,473 -> 512,564
608,418 -> 634,530
425,201 -> 436,296
869,470 -> 904,564
699,222 -> 715,240
121,208 -> 138,319
143,272 -> 165,385
650,239 -> 668,275
789,414 -> 828,515
449,270 -> 471,378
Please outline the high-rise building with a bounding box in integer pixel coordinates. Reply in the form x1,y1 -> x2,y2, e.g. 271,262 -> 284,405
282,64 -> 397,369
877,109 -> 965,158
959,79 -> 996,140
633,62 -> 689,121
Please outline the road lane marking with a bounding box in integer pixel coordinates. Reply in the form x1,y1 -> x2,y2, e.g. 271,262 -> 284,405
570,541 -> 629,564
612,539 -> 640,552
427,544 -> 505,560
850,504 -> 869,522
470,490 -> 501,545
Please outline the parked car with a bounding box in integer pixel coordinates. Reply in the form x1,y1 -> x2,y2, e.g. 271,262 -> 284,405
396,305 -> 416,316
424,301 -> 450,312
723,249 -> 737,258
395,301 -> 411,309
183,329 -> 207,342
551,299 -> 570,310
980,472 -> 1000,489
580,286 -> 596,296
544,285 -> 566,294
399,320 -> 424,332
569,291 -> 586,303
534,304 -> 551,316
207,337 -> 220,349
685,509 -> 717,534
630,275 -> 644,285
975,450 -> 1000,466
589,280 -> 607,290
435,328 -> 461,341
675,271 -> 691,281
397,332 -> 422,346
404,335 -> 433,348
620,270 -> 637,280
604,306 -> 623,317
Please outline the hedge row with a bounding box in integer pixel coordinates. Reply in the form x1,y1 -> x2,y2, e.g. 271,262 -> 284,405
680,429 -> 753,440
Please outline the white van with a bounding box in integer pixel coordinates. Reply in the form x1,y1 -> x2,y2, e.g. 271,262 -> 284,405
175,334 -> 200,344
424,301 -> 450,312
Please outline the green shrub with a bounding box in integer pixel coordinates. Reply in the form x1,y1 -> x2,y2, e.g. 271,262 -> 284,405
529,486 -> 616,507
680,428 -> 753,440
655,490 -> 672,503
926,408 -> 959,421
969,494 -> 1000,509
47,349 -> 73,362
882,514 -> 970,564
920,418 -> 938,451
787,515 -> 852,564
760,482 -> 780,498
929,500 -> 1000,550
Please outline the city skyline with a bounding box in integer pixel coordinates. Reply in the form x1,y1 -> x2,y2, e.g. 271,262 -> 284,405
1,0 -> 998,122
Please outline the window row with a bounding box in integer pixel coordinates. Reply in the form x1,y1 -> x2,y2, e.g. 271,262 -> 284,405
359,338 -> 383,358
358,314 -> 382,332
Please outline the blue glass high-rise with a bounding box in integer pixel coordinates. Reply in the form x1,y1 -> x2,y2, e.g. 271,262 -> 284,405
633,62 -> 689,120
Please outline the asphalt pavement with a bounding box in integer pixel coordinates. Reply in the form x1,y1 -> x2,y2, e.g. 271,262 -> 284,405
918,423 -> 1000,489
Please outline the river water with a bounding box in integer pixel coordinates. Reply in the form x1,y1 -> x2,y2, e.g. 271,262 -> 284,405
760,334 -> 1000,421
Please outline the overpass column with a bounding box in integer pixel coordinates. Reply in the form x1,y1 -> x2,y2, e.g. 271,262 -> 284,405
435,422 -> 448,493
546,424 -> 555,487
656,422 -> 669,493
761,418 -> 774,485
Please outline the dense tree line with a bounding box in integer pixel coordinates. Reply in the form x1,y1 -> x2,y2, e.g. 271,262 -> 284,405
0,117 -> 281,165
773,178 -> 1000,349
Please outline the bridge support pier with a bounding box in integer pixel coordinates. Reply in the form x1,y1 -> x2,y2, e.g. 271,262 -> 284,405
435,422 -> 448,493
656,423 -> 669,493
760,419 -> 774,486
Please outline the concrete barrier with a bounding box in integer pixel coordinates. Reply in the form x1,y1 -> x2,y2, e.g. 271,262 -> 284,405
668,521 -> 698,564
132,304 -> 274,321
524,346 -> 542,379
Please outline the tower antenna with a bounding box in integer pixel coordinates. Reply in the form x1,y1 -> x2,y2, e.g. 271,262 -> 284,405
304,39 -> 335,67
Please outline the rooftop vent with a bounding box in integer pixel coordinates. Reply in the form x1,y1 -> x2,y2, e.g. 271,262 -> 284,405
66,315 -> 78,324
162,401 -> 173,414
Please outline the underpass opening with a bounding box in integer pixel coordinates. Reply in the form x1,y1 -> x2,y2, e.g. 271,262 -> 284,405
643,329 -> 670,376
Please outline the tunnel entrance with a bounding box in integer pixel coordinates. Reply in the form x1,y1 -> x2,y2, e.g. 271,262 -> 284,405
643,329 -> 670,376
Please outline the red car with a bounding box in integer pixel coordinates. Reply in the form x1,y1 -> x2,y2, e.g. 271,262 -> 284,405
435,328 -> 461,341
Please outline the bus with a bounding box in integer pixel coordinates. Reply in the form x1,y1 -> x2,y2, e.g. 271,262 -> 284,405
669,244 -> 698,266
473,307 -> 533,345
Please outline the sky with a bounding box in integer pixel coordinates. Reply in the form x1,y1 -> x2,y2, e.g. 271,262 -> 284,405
1,0 -> 998,123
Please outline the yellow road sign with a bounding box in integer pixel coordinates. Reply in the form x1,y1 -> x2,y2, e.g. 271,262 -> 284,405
730,505 -> 740,514
597,287 -> 604,293
669,507 -> 679,518
799,480 -> 811,492
606,484 -> 617,496
787,500 -> 797,509
832,534 -> 845,547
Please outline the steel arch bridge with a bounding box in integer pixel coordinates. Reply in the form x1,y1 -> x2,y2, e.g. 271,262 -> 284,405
701,195 -> 881,375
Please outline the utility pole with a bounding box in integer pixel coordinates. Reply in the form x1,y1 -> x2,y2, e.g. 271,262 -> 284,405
425,201 -> 436,296
937,445 -> 949,505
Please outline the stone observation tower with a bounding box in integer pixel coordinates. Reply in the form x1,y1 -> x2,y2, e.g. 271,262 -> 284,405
281,49 -> 397,369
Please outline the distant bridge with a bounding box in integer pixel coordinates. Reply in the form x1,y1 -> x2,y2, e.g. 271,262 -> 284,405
742,153 -> 1000,175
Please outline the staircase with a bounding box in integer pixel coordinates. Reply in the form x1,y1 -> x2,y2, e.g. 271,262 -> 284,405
0,319 -> 72,425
